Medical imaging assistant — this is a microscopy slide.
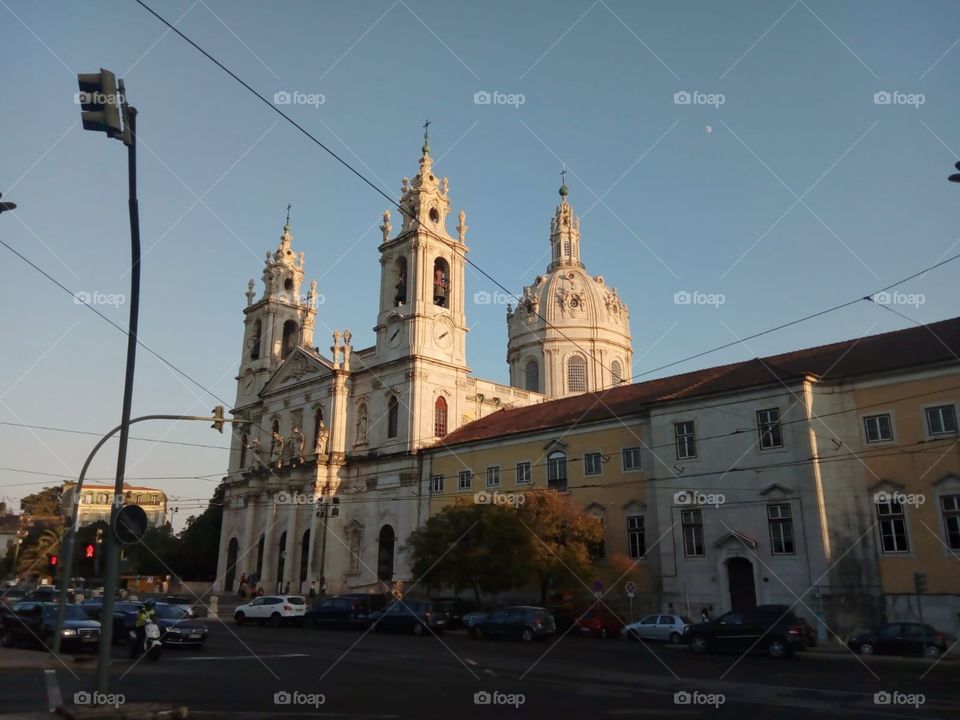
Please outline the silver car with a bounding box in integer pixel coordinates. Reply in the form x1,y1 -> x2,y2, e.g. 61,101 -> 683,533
622,613 -> 692,643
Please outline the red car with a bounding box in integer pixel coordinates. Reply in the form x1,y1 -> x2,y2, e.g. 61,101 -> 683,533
574,609 -> 624,639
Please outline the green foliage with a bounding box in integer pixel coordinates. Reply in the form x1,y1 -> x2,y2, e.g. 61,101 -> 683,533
175,481 -> 225,580
20,486 -> 62,516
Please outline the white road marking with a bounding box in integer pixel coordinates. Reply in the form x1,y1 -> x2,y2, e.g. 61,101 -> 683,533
175,653 -> 309,662
43,669 -> 61,712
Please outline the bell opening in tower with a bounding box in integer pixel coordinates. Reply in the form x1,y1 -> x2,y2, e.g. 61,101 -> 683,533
394,256 -> 407,306
433,257 -> 450,307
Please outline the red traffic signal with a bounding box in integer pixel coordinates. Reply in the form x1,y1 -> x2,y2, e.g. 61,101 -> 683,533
48,554 -> 58,567
84,544 -> 95,559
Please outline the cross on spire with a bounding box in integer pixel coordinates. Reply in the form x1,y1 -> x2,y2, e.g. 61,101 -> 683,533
422,119 -> 431,154
284,203 -> 292,229
559,165 -> 569,197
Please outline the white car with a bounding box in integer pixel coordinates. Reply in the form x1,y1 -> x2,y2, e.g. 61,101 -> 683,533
622,613 -> 692,644
234,595 -> 306,626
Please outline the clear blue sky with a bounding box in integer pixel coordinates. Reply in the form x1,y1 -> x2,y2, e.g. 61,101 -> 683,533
2,0 -> 959,528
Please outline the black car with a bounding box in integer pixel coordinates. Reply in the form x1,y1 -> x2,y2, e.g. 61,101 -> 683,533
81,600 -> 208,647
847,622 -> 952,658
307,594 -> 386,629
25,587 -> 75,603
471,606 -> 556,643
161,596 -> 197,618
429,597 -> 476,630
368,599 -> 445,636
685,608 -> 807,658
755,604 -> 818,647
0,602 -> 100,651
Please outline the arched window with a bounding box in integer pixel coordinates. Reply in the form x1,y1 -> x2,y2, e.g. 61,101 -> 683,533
377,525 -> 395,581
356,403 -> 368,444
239,433 -> 248,469
547,451 -> 568,491
249,320 -> 261,360
281,320 -> 298,359
434,396 -> 448,437
394,256 -> 408,306
312,406 -> 324,453
387,396 -> 399,438
433,257 -> 450,307
563,239 -> 571,257
524,359 -> 539,392
611,360 -> 623,386
567,354 -> 587,394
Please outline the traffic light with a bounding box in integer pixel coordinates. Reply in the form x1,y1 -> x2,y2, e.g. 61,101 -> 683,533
76,69 -> 123,139
48,554 -> 58,570
84,544 -> 95,559
211,405 -> 225,433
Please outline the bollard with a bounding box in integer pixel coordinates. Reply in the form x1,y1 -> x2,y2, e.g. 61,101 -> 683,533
208,595 -> 219,618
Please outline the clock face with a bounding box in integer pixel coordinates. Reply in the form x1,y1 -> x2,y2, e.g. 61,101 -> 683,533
243,374 -> 255,393
386,320 -> 403,349
434,317 -> 454,349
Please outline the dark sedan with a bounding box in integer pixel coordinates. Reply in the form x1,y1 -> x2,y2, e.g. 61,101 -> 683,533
80,600 -> 145,644
848,622 -> 952,658
307,594 -> 385,630
369,599 -> 445,636
471,606 -> 556,642
81,600 -> 208,647
0,602 -> 100,651
685,608 -> 807,658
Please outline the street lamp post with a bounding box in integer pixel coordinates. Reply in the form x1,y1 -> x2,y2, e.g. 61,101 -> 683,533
950,161 -> 960,184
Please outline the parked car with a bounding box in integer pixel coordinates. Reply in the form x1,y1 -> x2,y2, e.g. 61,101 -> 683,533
471,606 -> 556,643
622,613 -> 693,644
0,602 -> 100,651
80,600 -> 207,647
234,595 -> 306,626
24,587 -> 75,603
307,594 -> 386,629
429,597 -> 476,630
685,608 -> 807,658
574,609 -> 625,639
0,588 -> 26,607
461,611 -> 489,630
756,604 -> 817,647
368,599 -> 445,636
847,622 -> 952,658
548,608 -> 577,635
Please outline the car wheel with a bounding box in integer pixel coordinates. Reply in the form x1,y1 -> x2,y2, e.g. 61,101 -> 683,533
234,612 -> 245,626
689,634 -> 708,654
600,628 -> 609,639
858,642 -> 875,656
0,630 -> 14,648
669,632 -> 681,644
521,628 -> 535,643
767,638 -> 790,658
626,629 -> 639,642
471,627 -> 482,639
925,645 -> 942,658
269,613 -> 282,627
413,623 -> 425,636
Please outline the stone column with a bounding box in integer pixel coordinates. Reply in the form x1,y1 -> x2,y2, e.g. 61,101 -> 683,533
259,491 -> 279,591
329,374 -> 348,461
305,480 -> 322,590
241,493 -> 257,575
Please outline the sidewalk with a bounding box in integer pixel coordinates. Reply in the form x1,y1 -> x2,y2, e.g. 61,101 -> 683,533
0,647 -> 95,672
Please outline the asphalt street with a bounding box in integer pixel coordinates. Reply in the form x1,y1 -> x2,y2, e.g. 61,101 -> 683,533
0,621 -> 957,719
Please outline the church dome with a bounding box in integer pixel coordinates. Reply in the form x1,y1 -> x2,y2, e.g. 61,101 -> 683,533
506,187 -> 632,397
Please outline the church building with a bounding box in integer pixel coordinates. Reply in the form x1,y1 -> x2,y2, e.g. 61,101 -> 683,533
215,134 -> 633,595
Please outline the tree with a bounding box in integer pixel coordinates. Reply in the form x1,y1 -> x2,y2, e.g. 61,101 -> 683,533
17,527 -> 64,577
20,486 -> 62,516
515,490 -> 604,605
404,498 -> 530,604
175,481 -> 226,581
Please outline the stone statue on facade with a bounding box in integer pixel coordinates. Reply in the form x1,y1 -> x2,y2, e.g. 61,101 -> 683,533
356,406 -> 368,444
271,431 -> 285,469
289,425 -> 305,463
314,420 -> 329,456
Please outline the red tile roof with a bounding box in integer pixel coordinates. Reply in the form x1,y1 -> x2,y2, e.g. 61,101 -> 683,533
434,316 -> 960,448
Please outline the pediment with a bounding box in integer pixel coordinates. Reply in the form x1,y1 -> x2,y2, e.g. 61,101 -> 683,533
622,499 -> 646,514
759,483 -> 794,498
712,530 -> 758,550
261,349 -> 333,395
933,473 -> 960,489
867,478 -> 905,494
543,438 -> 569,453
584,502 -> 606,516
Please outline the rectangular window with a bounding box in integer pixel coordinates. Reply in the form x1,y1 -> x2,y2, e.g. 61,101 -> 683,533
864,414 -> 894,443
941,495 -> 960,550
926,405 -> 958,436
627,515 -> 645,558
681,509 -> 704,557
622,447 -> 641,471
486,466 -> 501,487
877,499 -> 909,553
547,453 -> 568,491
757,408 -> 783,449
767,504 -> 795,554
516,461 -> 532,485
675,422 -> 697,460
584,452 -> 603,476
431,474 -> 443,493
457,470 -> 471,491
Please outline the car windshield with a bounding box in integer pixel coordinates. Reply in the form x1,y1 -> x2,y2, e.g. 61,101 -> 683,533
43,605 -> 89,621
154,605 -> 188,620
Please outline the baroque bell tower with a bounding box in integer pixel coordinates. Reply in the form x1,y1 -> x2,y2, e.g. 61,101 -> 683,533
374,125 -> 469,367
236,209 -> 318,406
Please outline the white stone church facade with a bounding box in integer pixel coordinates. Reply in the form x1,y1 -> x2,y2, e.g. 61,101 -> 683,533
215,138 -> 633,595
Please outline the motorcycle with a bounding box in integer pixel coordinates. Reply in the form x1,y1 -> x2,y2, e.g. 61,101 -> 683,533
128,619 -> 162,661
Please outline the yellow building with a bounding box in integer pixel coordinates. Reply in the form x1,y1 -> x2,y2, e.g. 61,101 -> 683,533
62,483 -> 168,529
